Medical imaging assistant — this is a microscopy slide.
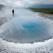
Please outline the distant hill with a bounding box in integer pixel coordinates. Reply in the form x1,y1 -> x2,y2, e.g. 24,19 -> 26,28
31,4 -> 53,8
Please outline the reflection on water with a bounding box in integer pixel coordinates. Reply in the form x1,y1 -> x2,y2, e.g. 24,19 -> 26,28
39,13 -> 53,20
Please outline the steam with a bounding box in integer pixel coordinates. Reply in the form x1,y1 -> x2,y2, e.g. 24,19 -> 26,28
0,38 -> 53,53
0,0 -> 53,53
0,0 -> 53,8
0,9 -> 53,43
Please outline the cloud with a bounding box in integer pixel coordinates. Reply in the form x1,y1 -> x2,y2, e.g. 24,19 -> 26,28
0,0 -> 53,7
32,0 -> 53,4
0,0 -> 33,7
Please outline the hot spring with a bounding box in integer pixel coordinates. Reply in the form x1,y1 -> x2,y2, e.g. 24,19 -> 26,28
0,0 -> 53,53
0,6 -> 53,43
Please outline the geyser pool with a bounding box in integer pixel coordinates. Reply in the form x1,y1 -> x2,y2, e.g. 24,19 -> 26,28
0,10 -> 51,43
0,6 -> 53,43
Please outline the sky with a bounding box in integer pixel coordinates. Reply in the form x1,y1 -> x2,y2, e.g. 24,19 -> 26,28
0,0 -> 53,7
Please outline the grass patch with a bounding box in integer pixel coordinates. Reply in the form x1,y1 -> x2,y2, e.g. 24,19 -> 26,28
29,8 -> 53,14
